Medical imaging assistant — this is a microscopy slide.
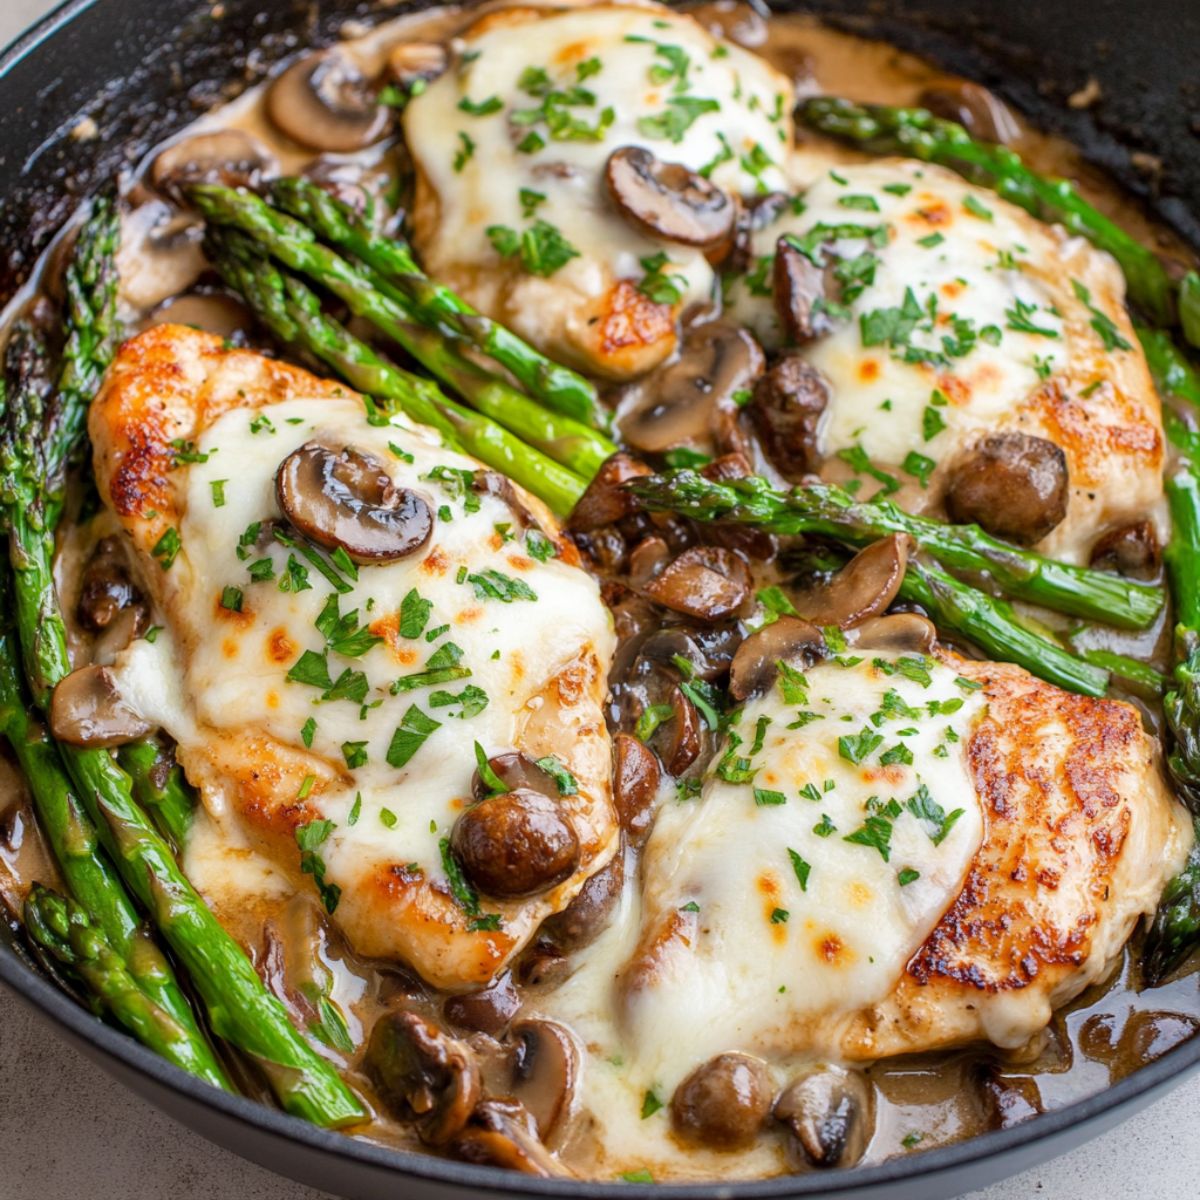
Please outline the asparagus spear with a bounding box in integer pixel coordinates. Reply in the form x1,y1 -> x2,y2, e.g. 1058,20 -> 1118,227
24,884 -> 226,1070
1143,823 -> 1200,984
189,185 -> 616,479
897,559 -> 1109,697
797,97 -> 1177,330
268,175 -> 607,430
208,229 -> 588,516
629,470 -> 1162,630
118,739 -> 195,850
0,595 -> 229,1087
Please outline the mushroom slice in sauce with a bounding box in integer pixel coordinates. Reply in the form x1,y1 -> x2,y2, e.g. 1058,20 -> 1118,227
1090,519 -> 1162,579
539,849 -> 624,952
644,546 -> 752,623
150,130 -> 278,205
443,971 -> 522,1036
510,1018 -> 580,1138
450,791 -> 581,900
774,1065 -> 874,1168
612,733 -> 660,847
729,615 -> 825,701
670,1052 -> 773,1150
366,1010 -> 481,1146
275,442 -> 434,564
605,146 -> 736,249
453,1098 -> 572,1177
266,50 -> 390,154
773,236 -> 829,344
566,453 -> 651,532
944,432 -> 1069,545
789,535 -> 910,629
49,665 -> 155,749
616,322 -> 764,455
850,611 -> 939,655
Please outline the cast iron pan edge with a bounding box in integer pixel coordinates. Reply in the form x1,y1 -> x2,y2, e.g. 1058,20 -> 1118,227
2,1 -> 1200,1197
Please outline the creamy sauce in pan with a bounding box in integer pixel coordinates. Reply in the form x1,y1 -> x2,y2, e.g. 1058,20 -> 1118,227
2,0 -> 1198,1183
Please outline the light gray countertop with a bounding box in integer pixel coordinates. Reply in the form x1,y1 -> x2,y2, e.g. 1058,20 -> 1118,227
2,1 -> 1199,1197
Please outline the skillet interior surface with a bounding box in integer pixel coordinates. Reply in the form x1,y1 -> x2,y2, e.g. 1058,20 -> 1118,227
1,1 -> 1199,1197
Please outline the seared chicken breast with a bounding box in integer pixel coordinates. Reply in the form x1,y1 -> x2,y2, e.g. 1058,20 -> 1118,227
404,3 -> 794,379
89,324 -> 618,989
729,159 -> 1166,564
617,640 -> 1192,1093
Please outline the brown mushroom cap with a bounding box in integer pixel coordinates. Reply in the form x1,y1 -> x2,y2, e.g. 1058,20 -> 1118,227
443,972 -> 521,1036
367,1010 -> 481,1146
671,1052 -> 772,1150
605,146 -> 735,249
662,683 -> 703,776
276,442 -> 433,564
150,130 -> 277,205
644,546 -> 752,623
266,51 -> 390,154
539,849 -> 625,952
49,665 -> 155,749
748,354 -> 830,481
729,615 -> 825,701
918,80 -> 1019,144
944,432 -> 1069,545
616,322 -> 765,455
451,790 -> 581,899
510,1019 -> 580,1138
774,1065 -> 874,1168
1089,519 -> 1161,579
612,733 -> 660,847
790,535 -> 910,629
850,612 -> 938,655
566,453 -> 652,532
773,236 -> 828,345
76,536 -> 146,633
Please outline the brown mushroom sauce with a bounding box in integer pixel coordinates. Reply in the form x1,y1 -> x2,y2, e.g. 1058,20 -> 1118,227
0,0 -> 1197,1187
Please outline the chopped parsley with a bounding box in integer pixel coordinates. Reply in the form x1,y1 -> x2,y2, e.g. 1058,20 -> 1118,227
486,220 -> 580,277
295,819 -> 340,913
341,741 -> 369,770
788,847 -> 811,891
386,705 -> 442,769
209,479 -> 227,507
390,641 -> 471,693
465,568 -> 537,603
151,527 -> 181,571
399,588 -> 433,638
1071,278 -> 1132,351
219,585 -> 243,613
637,95 -> 720,143
535,755 -> 578,795
838,728 -> 883,765
843,814 -> 894,861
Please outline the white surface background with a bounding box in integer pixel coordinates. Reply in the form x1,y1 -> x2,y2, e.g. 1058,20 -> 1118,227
2,0 -> 1199,1197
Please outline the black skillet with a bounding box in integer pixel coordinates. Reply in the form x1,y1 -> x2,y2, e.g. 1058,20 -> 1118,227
1,1 -> 1199,1197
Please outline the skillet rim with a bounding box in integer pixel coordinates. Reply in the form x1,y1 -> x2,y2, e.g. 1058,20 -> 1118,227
2,0 -> 1200,1194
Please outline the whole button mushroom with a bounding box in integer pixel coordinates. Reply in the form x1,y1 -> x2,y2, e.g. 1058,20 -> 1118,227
275,442 -> 434,564
266,50 -> 390,154
451,790 -> 581,899
605,146 -> 736,250
670,1052 -> 773,1150
944,432 -> 1069,545
748,354 -> 831,481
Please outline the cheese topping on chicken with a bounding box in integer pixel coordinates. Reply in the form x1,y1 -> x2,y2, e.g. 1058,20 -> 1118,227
728,158 -> 1165,563
405,3 -> 793,379
90,325 -> 617,989
616,646 -> 1191,1094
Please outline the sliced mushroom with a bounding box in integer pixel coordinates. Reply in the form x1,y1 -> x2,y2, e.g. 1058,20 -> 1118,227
387,41 -> 448,91
627,535 -> 671,588
367,1010 -> 481,1146
276,442 -> 433,564
566,453 -> 651,532
451,791 -> 580,899
452,1098 -> 572,1176
470,751 -> 561,803
773,236 -> 828,344
918,80 -> 1020,145
671,1052 -> 772,1150
748,354 -> 830,481
975,1065 -> 1044,1130
774,1065 -> 874,1169
443,972 -> 521,1036
945,432 -> 1069,545
540,850 -> 624,952
729,615 -> 824,701
150,130 -> 278,205
266,51 -> 390,154
616,322 -> 764,455
850,612 -> 938,655
662,684 -> 702,776
730,191 -> 794,274
644,546 -> 752,623
605,146 -> 735,249
510,1019 -> 579,1138
76,536 -> 146,633
790,535 -> 909,629
49,665 -> 155,749
1090,519 -> 1161,579
612,734 -> 660,847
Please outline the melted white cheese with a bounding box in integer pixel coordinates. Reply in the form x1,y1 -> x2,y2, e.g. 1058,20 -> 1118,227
619,651 -> 985,1093
405,4 -> 792,367
113,394 -> 615,966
